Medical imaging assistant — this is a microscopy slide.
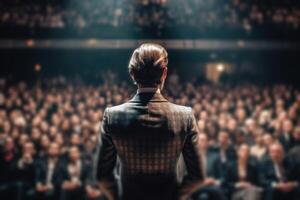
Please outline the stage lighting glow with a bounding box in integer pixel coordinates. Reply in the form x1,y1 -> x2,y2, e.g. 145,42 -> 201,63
34,64 -> 41,72
217,64 -> 224,72
26,39 -> 35,47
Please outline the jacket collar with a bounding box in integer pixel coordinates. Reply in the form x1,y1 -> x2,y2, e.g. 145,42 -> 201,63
129,88 -> 168,103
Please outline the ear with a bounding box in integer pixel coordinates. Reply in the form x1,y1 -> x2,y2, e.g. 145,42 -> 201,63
161,67 -> 168,82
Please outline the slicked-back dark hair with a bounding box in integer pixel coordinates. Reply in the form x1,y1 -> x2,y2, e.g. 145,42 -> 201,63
128,43 -> 168,87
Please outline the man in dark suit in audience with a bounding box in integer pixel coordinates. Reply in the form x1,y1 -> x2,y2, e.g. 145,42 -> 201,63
279,120 -> 295,152
212,131 -> 237,164
95,43 -> 203,200
35,142 -> 64,200
61,146 -> 91,200
191,133 -> 226,200
260,143 -> 300,200
16,142 -> 36,200
227,144 -> 262,200
0,137 -> 18,200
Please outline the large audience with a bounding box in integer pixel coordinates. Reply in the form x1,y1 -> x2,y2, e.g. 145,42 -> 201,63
0,71 -> 300,200
0,0 -> 299,38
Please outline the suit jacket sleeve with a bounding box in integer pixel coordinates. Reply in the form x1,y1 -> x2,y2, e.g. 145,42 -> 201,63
179,108 -> 203,198
95,108 -> 118,199
35,160 -> 44,185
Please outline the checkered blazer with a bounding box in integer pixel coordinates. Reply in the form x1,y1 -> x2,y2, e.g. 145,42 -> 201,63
95,91 -> 203,200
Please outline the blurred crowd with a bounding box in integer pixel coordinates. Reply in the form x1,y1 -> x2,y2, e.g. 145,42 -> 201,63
0,0 -> 299,38
1,71 -> 300,200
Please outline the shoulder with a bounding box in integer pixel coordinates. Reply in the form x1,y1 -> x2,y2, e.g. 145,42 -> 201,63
167,103 -> 193,115
102,103 -> 135,125
103,103 -> 130,115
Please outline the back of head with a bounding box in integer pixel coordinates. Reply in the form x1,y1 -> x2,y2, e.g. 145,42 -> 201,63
128,43 -> 168,87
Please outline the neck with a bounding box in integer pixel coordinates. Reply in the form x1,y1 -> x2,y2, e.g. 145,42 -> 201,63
49,157 -> 58,162
238,158 -> 247,165
71,159 -> 79,164
138,85 -> 159,89
137,86 -> 160,93
138,81 -> 164,91
200,147 -> 207,152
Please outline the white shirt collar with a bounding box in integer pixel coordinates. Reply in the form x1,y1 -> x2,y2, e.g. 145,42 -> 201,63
137,87 -> 160,94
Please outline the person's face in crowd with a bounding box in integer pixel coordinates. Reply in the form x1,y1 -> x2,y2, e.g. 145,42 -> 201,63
276,99 -> 284,109
89,135 -> 98,149
54,134 -> 64,147
245,119 -> 256,133
220,100 -> 229,111
227,118 -> 237,131
218,131 -> 229,147
32,115 -> 42,127
48,143 -> 60,158
4,137 -> 14,152
71,115 -> 80,126
113,94 -> 123,105
236,108 -> 246,121
199,111 -> 208,121
238,144 -> 249,161
269,143 -> 284,164
82,128 -> 90,140
91,111 -> 100,123
11,128 -> 20,140
31,128 -> 41,141
85,138 -> 97,152
218,118 -> 227,130
236,100 -> 244,109
193,103 -> 201,114
277,111 -> 287,122
3,121 -> 11,133
292,127 -> 300,141
263,134 -> 273,147
0,110 -> 6,119
49,126 -> 58,138
23,142 -> 35,156
255,134 -> 264,147
70,134 -> 81,146
198,133 -> 208,150
258,110 -> 270,125
197,120 -> 205,132
77,102 -> 85,113
61,119 -> 70,131
282,120 -> 293,133
40,121 -> 49,133
19,133 -> 29,146
51,114 -> 61,126
38,109 -> 47,119
69,146 -> 81,162
288,107 -> 297,120
98,96 -> 106,106
40,135 -> 50,150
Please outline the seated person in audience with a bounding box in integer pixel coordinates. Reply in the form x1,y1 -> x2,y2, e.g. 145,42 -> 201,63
228,144 -> 262,200
60,146 -> 91,200
0,137 -> 18,200
260,143 -> 300,200
260,133 -> 274,162
212,131 -> 237,164
250,133 -> 267,161
291,126 -> 300,147
35,142 -> 64,200
38,135 -> 50,159
279,120 -> 295,152
190,133 -> 227,200
16,141 -> 36,199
